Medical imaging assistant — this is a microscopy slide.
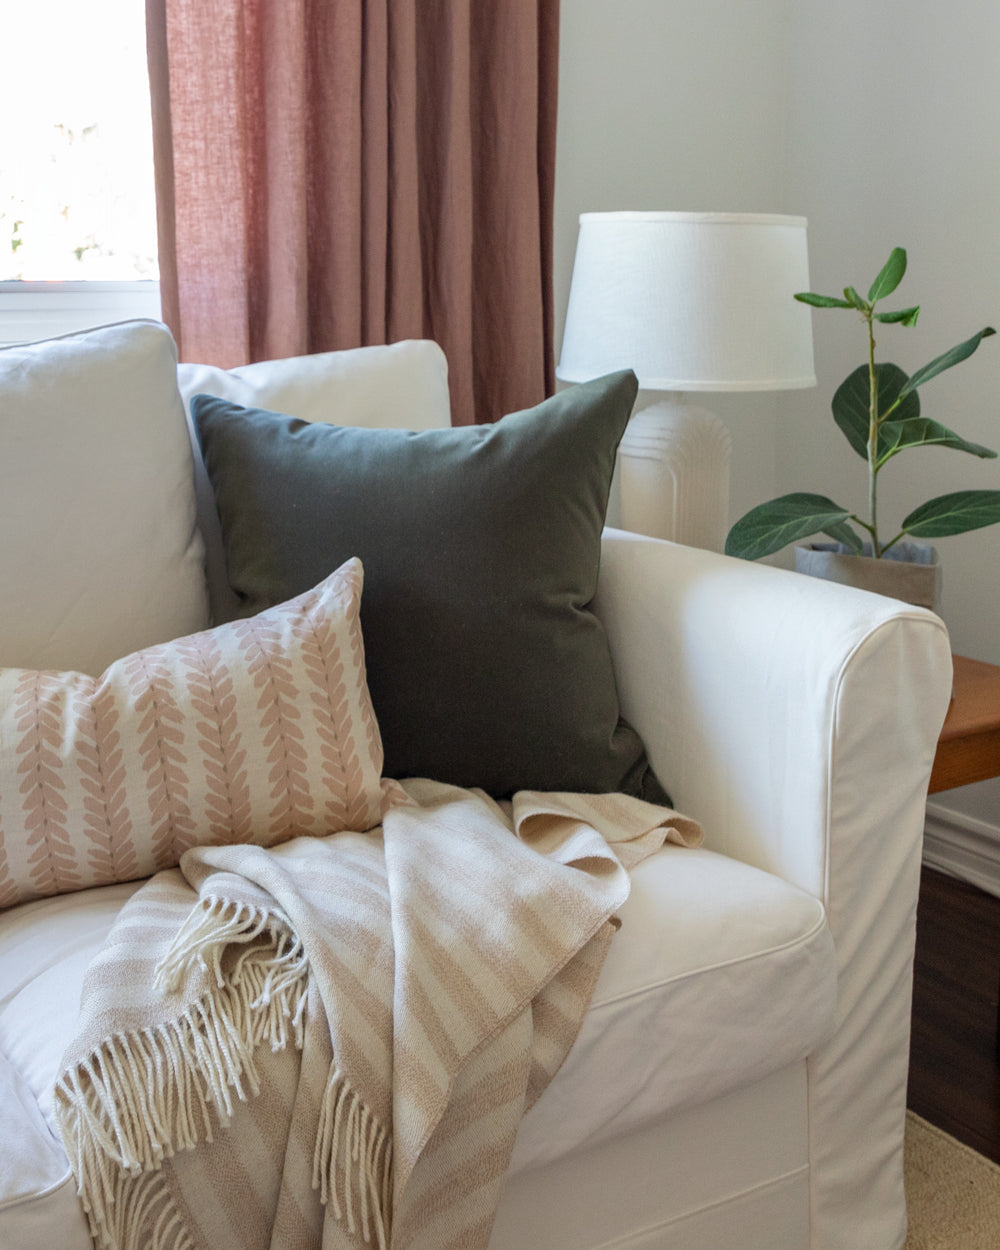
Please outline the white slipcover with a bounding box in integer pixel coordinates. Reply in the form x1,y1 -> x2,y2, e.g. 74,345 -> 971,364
0,322 -> 954,1250
0,844 -> 835,1248
0,321 -> 209,675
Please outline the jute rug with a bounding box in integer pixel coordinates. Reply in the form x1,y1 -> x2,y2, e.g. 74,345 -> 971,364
904,1111 -> 1000,1248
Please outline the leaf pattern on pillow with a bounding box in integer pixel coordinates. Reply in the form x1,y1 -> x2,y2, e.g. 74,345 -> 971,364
15,672 -> 80,899
234,617 -> 313,840
0,812 -> 17,909
176,633 -> 252,845
73,681 -> 137,883
293,580 -> 371,832
124,651 -> 197,870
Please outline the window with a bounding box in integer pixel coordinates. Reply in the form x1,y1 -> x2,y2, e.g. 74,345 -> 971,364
0,0 -> 160,344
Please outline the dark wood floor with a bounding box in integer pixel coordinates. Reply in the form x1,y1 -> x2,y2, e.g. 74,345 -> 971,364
907,866 -> 1000,1163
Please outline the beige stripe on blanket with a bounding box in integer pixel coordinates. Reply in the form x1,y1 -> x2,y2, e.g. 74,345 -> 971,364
55,779 -> 701,1250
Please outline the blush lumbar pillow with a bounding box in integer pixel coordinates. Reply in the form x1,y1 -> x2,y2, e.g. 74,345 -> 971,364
0,559 -> 385,908
192,371 -> 666,800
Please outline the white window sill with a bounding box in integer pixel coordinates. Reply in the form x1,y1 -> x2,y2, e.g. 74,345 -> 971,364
0,281 -> 162,347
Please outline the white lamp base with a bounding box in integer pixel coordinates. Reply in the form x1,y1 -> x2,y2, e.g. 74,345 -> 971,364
617,398 -> 733,551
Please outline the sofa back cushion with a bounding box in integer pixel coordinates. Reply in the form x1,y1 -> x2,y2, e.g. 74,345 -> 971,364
177,340 -> 452,626
0,320 -> 210,675
176,339 -> 452,430
0,559 -> 386,908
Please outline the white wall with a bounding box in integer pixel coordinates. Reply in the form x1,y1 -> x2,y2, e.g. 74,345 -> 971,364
556,0 -> 1000,885
555,0 -> 795,527
781,0 -> 1000,664
780,0 -> 1000,874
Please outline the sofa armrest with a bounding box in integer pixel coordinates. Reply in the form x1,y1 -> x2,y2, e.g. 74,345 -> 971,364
596,527 -> 952,1250
597,528 -> 951,892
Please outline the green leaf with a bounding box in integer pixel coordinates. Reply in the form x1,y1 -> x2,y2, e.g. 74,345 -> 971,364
877,416 -> 998,467
843,286 -> 869,311
868,248 -> 907,303
900,327 -> 997,396
725,493 -> 855,561
821,520 -> 865,554
874,306 -> 920,327
832,363 -> 920,461
902,490 -> 1000,538
794,291 -> 855,310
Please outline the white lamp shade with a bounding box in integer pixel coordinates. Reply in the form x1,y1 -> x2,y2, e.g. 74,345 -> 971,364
557,211 -> 816,392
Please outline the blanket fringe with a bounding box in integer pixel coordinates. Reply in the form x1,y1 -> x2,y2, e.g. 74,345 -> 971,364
57,894 -> 394,1250
83,1163 -> 195,1250
314,1065 -> 393,1250
55,897 -> 309,1250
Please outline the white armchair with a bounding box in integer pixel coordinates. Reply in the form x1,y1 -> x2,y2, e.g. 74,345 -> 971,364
0,323 -> 951,1250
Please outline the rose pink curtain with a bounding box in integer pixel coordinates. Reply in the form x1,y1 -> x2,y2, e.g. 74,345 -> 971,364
146,0 -> 558,425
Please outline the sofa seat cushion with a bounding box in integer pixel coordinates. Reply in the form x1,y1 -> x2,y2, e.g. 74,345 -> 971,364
0,1049 -> 92,1250
509,846 -> 836,1173
0,843 -> 835,1232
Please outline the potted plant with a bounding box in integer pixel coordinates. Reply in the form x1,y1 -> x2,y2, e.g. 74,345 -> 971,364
725,247 -> 1000,610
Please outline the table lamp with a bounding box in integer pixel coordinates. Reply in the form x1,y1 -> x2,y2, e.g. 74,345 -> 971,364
557,211 -> 816,550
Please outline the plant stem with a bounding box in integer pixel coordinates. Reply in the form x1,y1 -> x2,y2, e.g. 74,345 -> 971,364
866,310 -> 881,557
880,530 -> 907,556
852,516 -> 877,541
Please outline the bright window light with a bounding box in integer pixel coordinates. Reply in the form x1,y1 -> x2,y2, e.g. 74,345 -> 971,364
1,0 -> 158,282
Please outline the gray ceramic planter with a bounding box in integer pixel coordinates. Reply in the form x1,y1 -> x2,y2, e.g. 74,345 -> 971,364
794,541 -> 942,614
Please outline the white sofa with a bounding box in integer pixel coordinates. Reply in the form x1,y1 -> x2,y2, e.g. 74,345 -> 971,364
0,320 -> 952,1249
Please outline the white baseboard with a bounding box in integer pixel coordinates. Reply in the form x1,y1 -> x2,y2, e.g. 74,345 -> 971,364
923,801 -> 1000,899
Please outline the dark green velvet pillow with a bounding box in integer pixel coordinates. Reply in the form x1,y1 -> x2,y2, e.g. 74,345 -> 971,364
192,371 -> 666,800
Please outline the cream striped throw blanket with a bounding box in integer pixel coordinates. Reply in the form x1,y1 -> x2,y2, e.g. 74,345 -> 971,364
55,778 -> 700,1250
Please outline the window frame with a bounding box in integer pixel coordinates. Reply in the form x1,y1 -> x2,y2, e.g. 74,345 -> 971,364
0,281 -> 162,347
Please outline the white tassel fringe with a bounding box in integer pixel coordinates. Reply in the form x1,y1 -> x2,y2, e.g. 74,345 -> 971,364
313,1066 -> 392,1250
56,897 -> 307,1250
56,894 -> 392,1250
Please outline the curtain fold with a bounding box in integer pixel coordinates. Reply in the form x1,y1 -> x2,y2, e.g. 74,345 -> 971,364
146,0 -> 558,425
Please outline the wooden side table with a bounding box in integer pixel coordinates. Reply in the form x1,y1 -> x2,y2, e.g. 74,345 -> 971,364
929,655 -> 1000,794
926,654 -> 1000,1053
